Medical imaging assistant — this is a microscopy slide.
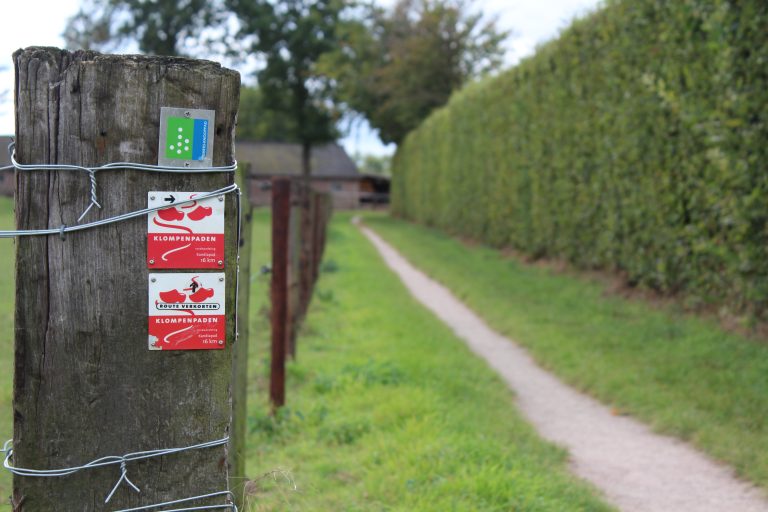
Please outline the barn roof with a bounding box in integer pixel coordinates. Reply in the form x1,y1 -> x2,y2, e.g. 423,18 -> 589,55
236,141 -> 359,178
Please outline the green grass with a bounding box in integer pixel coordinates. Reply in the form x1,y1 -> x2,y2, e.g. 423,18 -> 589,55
0,203 -> 610,509
242,211 -> 613,511
0,197 -> 13,499
363,213 -> 768,490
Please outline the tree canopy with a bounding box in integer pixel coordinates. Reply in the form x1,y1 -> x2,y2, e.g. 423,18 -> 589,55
63,0 -> 508,152
324,0 -> 508,144
354,152 -> 392,176
64,0 -> 344,175
237,86 -> 299,142
227,0 -> 345,174
63,0 -> 224,56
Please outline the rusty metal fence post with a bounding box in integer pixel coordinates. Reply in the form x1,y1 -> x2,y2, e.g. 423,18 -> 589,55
270,178 -> 291,408
269,177 -> 333,408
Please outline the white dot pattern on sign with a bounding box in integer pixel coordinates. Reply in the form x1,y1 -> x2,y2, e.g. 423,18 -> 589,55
178,135 -> 182,140
169,145 -> 175,150
177,150 -> 181,154
185,139 -> 190,144
185,146 -> 189,151
178,127 -> 183,132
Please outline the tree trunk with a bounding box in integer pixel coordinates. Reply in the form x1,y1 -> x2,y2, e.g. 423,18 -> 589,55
12,48 -> 240,511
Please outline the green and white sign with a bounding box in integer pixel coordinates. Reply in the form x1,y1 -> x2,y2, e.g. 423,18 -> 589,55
158,107 -> 215,168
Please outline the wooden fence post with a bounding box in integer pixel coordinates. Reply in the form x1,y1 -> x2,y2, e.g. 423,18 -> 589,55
286,195 -> 302,360
297,181 -> 313,320
269,181 -> 331,405
229,164 -> 253,504
311,192 -> 322,284
319,194 -> 331,258
12,48 -> 240,510
270,178 -> 291,409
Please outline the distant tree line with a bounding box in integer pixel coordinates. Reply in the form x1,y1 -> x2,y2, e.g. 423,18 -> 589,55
64,0 -> 507,173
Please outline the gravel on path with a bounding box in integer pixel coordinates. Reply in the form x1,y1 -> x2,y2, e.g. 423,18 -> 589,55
360,223 -> 768,512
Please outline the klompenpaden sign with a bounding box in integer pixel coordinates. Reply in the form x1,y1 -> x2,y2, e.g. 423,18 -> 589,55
148,272 -> 226,350
147,191 -> 225,269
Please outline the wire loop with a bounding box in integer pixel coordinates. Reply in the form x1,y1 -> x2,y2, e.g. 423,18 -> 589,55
0,184 -> 239,238
3,437 -> 229,504
8,141 -> 237,175
113,490 -> 238,512
105,459 -> 142,503
1,143 -> 243,509
4,140 -> 238,224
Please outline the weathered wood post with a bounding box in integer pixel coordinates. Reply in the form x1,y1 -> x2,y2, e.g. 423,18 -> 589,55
299,180 -> 314,320
319,193 -> 331,259
285,195 -> 302,359
229,164 -> 253,504
12,48 -> 240,510
270,178 -> 291,408
311,192 -> 322,284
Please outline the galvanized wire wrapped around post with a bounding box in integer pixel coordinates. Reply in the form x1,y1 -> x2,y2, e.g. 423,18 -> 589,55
12,47 -> 242,510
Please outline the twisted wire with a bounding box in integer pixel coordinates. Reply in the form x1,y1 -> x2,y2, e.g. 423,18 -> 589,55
0,184 -> 239,238
104,460 -> 142,504
4,141 -> 238,222
2,437 -> 229,504
8,142 -> 237,174
1,144 -> 242,508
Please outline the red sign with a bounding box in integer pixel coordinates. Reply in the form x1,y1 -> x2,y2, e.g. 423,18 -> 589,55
148,273 -> 225,351
147,192 -> 224,269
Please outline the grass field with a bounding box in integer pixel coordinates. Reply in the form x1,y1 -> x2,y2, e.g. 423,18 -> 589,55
241,211 -> 612,510
0,201 -> 765,506
363,213 -> 768,490
0,197 -> 14,499
0,204 -> 612,510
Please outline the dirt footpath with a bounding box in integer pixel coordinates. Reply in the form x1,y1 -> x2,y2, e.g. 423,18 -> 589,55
360,224 -> 768,512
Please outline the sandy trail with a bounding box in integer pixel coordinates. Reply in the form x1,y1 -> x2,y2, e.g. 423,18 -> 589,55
359,224 -> 768,512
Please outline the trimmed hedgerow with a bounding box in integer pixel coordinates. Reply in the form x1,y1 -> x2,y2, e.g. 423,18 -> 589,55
392,0 -> 768,318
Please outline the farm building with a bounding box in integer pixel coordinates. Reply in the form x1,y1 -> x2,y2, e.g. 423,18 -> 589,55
237,141 -> 389,209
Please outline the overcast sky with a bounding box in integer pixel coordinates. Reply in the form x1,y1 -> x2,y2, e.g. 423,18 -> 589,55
0,0 -> 603,155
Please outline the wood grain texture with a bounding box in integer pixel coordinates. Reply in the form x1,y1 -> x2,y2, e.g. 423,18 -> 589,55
286,202 -> 302,359
297,182 -> 313,323
229,165 -> 252,506
13,48 -> 240,511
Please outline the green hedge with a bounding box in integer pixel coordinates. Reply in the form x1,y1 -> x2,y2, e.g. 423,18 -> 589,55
392,0 -> 768,317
